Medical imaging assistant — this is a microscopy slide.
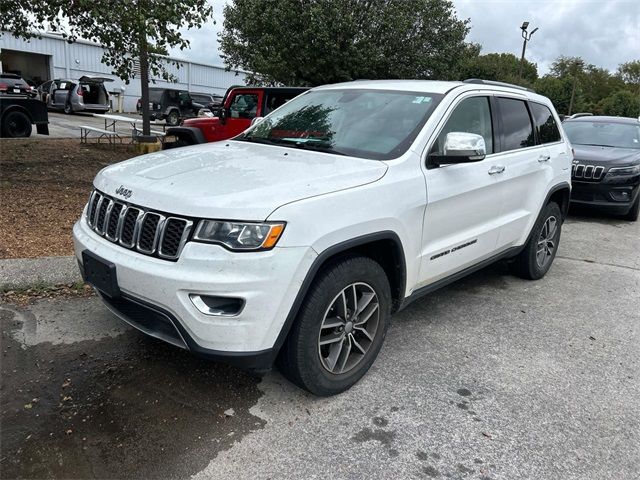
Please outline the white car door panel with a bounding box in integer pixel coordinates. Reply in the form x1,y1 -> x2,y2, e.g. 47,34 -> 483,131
418,94 -> 502,287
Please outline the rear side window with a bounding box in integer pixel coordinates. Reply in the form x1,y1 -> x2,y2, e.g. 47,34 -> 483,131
264,93 -> 298,115
530,103 -> 561,144
498,98 -> 535,151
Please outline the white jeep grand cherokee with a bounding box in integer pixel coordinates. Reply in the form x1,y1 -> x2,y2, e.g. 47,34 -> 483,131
74,79 -> 572,395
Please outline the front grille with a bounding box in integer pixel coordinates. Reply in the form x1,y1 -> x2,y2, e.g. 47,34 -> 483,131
85,190 -> 193,261
572,163 -> 605,182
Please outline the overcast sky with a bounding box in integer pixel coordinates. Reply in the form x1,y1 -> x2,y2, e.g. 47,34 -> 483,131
171,0 -> 640,75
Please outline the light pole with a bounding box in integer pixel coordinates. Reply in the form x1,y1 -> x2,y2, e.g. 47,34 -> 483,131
519,22 -> 538,80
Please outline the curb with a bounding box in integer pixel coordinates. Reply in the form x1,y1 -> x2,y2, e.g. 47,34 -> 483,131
0,256 -> 81,290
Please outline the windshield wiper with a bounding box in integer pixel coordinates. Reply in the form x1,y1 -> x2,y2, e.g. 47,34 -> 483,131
290,142 -> 347,156
276,137 -> 348,156
237,136 -> 284,146
239,136 -> 348,156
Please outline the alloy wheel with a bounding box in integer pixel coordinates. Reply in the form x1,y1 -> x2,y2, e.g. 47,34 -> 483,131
536,215 -> 558,268
317,282 -> 379,374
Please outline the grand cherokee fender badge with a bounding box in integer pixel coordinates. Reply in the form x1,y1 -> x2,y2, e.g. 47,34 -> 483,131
430,239 -> 477,261
115,185 -> 133,199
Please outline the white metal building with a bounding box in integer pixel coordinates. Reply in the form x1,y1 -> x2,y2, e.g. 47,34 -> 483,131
0,31 -> 247,112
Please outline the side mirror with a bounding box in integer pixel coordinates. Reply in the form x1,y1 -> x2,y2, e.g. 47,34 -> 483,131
429,132 -> 486,168
250,116 -> 263,126
219,107 -> 227,124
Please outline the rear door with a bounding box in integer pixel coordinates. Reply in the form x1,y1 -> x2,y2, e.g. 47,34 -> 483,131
493,97 -> 558,249
418,94 -> 502,286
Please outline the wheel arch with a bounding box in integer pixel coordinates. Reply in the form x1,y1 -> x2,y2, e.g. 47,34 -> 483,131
271,231 -> 407,359
547,182 -> 571,220
1,105 -> 33,123
165,126 -> 206,145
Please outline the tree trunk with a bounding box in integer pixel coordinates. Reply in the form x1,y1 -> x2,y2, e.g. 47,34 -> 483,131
568,76 -> 577,115
139,37 -> 151,138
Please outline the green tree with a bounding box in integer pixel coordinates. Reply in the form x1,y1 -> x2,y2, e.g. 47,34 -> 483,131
580,65 -> 624,112
535,75 -> 584,115
460,52 -> 537,86
601,90 -> 640,118
617,60 -> 640,84
219,0 -> 477,86
550,56 -> 586,115
1,0 -> 213,137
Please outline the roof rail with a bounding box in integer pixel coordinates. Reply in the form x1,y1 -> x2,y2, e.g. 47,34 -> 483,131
463,78 -> 535,93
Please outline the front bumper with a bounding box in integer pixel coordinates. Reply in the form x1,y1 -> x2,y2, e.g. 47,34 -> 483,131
570,177 -> 639,214
73,217 -> 317,367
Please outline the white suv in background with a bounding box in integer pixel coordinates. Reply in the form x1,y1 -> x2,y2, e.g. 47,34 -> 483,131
73,79 -> 572,396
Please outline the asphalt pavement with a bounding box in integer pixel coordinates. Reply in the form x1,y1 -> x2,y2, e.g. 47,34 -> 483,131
1,209 -> 638,480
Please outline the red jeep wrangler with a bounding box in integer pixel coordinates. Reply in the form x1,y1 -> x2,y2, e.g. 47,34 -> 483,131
163,86 -> 308,149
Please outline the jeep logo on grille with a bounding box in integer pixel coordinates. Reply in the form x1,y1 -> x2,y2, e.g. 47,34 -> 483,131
115,185 -> 133,199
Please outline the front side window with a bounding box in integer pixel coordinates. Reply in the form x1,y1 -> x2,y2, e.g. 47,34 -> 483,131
230,94 -> 259,119
498,97 -> 535,151
563,121 -> 640,149
530,103 -> 561,144
431,96 -> 494,155
241,89 -> 443,160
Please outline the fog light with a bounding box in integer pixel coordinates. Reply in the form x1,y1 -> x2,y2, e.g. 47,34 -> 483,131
610,189 -> 632,202
190,294 -> 244,316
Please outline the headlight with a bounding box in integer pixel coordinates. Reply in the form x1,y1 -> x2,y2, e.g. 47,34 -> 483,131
193,220 -> 285,251
606,164 -> 640,177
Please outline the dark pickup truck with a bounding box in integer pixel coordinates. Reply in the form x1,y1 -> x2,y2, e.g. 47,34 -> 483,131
0,96 -> 49,138
163,86 -> 308,149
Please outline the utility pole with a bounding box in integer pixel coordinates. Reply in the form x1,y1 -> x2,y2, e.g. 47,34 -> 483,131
518,22 -> 538,80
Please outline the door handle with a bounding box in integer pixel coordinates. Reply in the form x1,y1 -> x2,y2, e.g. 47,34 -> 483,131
538,155 -> 551,162
488,165 -> 505,175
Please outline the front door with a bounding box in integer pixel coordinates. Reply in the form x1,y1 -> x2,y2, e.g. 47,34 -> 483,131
418,94 -> 502,286
225,90 -> 263,137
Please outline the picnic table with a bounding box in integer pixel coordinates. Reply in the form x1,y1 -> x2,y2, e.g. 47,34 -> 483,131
79,113 -> 166,145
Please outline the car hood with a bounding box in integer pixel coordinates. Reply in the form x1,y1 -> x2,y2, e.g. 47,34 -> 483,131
94,140 -> 387,220
572,145 -> 640,165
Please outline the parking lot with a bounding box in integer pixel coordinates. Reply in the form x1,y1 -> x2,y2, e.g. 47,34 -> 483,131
1,210 -> 638,480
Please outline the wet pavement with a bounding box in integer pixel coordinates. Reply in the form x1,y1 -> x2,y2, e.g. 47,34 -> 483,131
1,209 -> 639,479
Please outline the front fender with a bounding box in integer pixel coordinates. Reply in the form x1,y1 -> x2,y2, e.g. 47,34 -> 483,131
165,126 -> 207,145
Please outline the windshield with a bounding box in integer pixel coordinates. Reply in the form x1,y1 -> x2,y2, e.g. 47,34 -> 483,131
563,121 -> 640,149
239,89 -> 443,160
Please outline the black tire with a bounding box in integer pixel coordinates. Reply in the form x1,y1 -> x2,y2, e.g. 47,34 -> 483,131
277,256 -> 391,396
166,110 -> 180,126
624,195 -> 639,222
1,111 -> 32,138
509,202 -> 562,280
64,102 -> 73,114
